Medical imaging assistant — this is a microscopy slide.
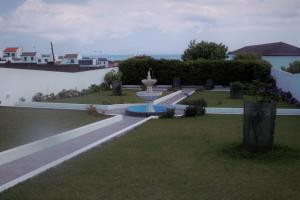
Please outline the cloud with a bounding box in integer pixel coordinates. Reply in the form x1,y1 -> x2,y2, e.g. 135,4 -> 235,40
0,0 -> 300,53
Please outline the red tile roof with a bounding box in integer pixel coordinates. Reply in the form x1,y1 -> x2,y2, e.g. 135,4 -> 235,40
230,42 -> 300,56
3,47 -> 19,53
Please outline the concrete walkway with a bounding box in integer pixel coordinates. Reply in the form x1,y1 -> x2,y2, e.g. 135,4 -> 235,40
0,89 -> 194,192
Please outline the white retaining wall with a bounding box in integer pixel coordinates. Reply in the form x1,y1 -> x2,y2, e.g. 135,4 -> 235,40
0,67 -> 117,106
271,68 -> 300,101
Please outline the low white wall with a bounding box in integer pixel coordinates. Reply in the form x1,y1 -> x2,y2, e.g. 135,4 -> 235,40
0,67 -> 117,106
14,102 -> 144,112
271,68 -> 300,101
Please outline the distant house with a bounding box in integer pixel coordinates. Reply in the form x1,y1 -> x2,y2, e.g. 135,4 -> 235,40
2,47 -> 22,62
97,58 -> 109,68
38,54 -> 54,64
79,57 -> 97,67
21,52 -> 39,63
63,54 -> 81,64
229,42 -> 300,68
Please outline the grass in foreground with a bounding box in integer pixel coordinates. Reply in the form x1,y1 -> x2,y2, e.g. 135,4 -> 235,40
0,107 -> 107,152
181,91 -> 298,108
45,89 -> 170,104
1,115 -> 300,200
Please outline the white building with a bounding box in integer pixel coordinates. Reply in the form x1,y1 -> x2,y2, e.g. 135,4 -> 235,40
97,58 -> 109,68
63,54 -> 81,64
38,54 -> 54,64
79,57 -> 97,67
2,47 -> 22,63
21,52 -> 40,63
228,42 -> 300,69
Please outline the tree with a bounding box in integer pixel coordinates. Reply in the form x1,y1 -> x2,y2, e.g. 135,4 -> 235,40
234,53 -> 262,60
281,60 -> 300,74
182,40 -> 228,61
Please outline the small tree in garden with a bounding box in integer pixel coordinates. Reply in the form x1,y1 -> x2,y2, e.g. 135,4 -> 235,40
104,70 -> 123,96
281,60 -> 300,74
243,81 -> 279,152
182,40 -> 228,61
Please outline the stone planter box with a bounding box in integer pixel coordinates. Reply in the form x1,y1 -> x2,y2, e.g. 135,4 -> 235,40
204,79 -> 215,90
112,80 -> 122,96
243,101 -> 277,152
230,83 -> 243,99
172,77 -> 181,90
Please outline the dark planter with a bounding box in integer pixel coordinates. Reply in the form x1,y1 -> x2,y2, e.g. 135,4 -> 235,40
230,84 -> 243,99
204,79 -> 215,90
172,77 -> 181,90
243,101 -> 277,152
112,80 -> 122,96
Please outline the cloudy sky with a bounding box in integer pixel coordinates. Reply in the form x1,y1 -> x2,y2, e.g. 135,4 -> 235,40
0,0 -> 299,55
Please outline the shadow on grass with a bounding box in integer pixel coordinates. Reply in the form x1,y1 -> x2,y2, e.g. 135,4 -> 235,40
221,143 -> 300,163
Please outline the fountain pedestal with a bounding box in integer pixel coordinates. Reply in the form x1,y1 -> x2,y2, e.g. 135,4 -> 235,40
126,70 -> 168,117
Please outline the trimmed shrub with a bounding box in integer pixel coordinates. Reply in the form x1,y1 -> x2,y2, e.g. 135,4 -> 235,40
184,98 -> 207,117
159,108 -> 175,119
87,105 -> 99,116
119,58 -> 271,86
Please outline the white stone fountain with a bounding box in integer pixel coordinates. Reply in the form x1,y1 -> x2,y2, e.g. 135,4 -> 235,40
136,69 -> 162,113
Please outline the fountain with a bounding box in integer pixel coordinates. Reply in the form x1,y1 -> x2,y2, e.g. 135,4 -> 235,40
126,69 -> 168,116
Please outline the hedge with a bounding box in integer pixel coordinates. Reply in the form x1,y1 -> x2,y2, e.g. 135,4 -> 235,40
119,58 -> 271,85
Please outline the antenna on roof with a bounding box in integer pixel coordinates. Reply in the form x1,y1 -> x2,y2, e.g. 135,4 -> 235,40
50,42 -> 55,64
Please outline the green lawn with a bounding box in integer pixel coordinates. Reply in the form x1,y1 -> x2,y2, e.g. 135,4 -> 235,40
0,107 -> 107,152
1,115 -> 300,200
181,91 -> 299,108
45,89 -> 170,105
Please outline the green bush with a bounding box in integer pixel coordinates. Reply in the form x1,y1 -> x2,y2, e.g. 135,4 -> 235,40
281,61 -> 300,74
234,53 -> 262,60
119,58 -> 271,86
183,98 -> 207,117
184,105 -> 206,117
159,108 -> 175,119
104,70 -> 123,85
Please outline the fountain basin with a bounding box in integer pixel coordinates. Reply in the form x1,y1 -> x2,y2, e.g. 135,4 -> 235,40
126,105 -> 168,117
142,79 -> 157,86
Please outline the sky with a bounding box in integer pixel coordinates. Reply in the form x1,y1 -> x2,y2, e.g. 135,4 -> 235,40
0,0 -> 300,55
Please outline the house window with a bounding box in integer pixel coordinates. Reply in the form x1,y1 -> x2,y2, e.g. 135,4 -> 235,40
31,57 -> 34,61
38,59 -> 41,63
11,53 -> 15,57
70,59 -> 74,63
24,57 -> 27,61
45,59 -> 48,63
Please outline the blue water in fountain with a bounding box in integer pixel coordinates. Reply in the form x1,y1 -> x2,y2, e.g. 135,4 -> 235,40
127,105 -> 168,113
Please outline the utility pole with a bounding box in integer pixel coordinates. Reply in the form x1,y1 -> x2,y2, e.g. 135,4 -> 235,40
51,42 -> 55,64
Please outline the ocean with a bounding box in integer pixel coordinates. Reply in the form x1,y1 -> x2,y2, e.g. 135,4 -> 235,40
86,54 -> 182,61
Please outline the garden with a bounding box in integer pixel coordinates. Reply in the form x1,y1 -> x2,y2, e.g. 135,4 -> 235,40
1,41 -> 299,199
0,107 -> 106,152
1,115 -> 299,200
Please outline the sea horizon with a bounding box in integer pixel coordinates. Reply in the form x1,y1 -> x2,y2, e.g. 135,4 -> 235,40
84,54 -> 182,61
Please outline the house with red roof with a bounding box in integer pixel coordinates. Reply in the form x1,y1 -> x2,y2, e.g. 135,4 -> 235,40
2,47 -> 22,62
229,42 -> 300,69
